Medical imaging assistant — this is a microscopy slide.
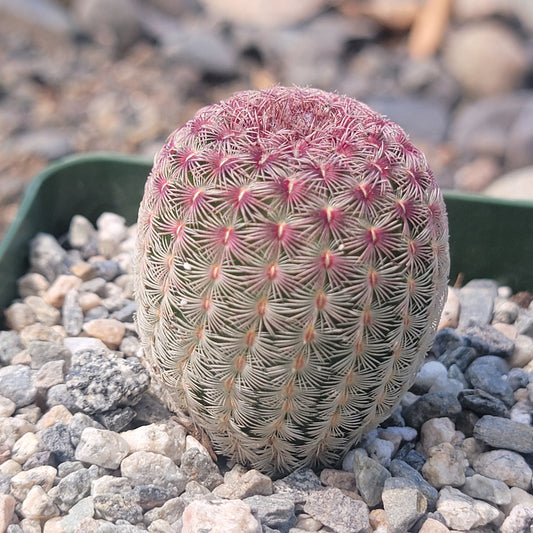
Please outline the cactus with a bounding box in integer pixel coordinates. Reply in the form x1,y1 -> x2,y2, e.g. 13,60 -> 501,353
134,86 -> 449,475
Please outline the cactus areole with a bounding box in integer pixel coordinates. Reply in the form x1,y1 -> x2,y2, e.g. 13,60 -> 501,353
134,86 -> 449,475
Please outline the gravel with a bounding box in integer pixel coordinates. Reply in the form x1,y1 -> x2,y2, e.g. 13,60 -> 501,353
1,0 -> 533,244
0,211 -> 531,532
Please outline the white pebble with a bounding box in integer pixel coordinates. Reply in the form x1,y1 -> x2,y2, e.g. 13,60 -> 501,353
421,418 -> 457,453
378,426 -> 418,442
366,438 -> 394,467
0,396 -> 16,418
21,485 -> 59,519
75,427 -> 129,469
182,499 -> 261,533
415,361 -> 448,391
341,449 -> 357,472
120,421 -> 186,464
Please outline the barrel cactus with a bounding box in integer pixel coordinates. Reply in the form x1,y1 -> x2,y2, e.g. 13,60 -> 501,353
134,86 -> 449,475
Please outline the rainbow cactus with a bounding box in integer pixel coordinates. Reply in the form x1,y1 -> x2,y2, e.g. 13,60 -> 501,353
134,86 -> 449,475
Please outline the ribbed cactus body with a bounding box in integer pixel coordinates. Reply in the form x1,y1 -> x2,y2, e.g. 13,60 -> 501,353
134,86 -> 449,475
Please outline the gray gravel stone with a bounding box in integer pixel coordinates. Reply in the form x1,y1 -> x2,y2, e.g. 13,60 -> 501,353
57,461 -> 84,478
447,364 -> 469,389
110,301 -> 137,323
431,328 -> 465,358
54,465 -> 99,512
458,388 -> 510,417
130,392 -> 173,426
46,384 -> 76,411
394,443 -> 427,472
65,352 -> 149,414
132,484 -> 176,511
304,487 -> 370,533
353,451 -> 391,507
179,448 -> 223,491
367,95 -> 449,145
180,479 -> 213,503
413,361 -> 448,393
403,392 -> 462,429
63,337 -> 108,357
458,279 -> 498,328
62,289 -> 84,337
90,260 -> 121,282
22,451 -> 56,470
0,331 -> 24,365
79,277 -> 107,296
119,336 -> 141,358
84,305 -> 109,320
382,476 -> 427,533
273,468 -> 322,505
389,459 -> 438,511
150,18 -> 239,76
506,96 -> 533,168
473,449 -> 532,490
28,340 -> 71,370
438,345 -> 477,371
462,473 -> 512,506
462,322 -> 515,357
180,498 -> 260,533
508,368 -> 530,391
95,406 -> 136,432
449,92 -> 526,160
11,432 -> 45,464
244,494 -> 296,533
473,415 -> 533,454
465,356 -> 514,407
9,464 -> 57,501
41,423 -> 76,463
0,365 -> 37,408
73,0 -> 144,53
516,312 -> 533,338
29,233 -> 68,282
120,421 -> 186,464
93,492 -> 143,524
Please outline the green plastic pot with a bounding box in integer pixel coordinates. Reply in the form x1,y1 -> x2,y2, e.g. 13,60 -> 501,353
1,152 -> 532,325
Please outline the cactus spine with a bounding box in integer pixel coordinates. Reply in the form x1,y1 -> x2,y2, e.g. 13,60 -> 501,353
134,86 -> 449,475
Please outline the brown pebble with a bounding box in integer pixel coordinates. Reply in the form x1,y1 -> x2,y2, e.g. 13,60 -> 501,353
408,0 -> 452,59
83,318 -> 126,349
44,275 -> 82,308
79,292 -> 102,312
4,302 -> 36,331
70,261 -> 97,281
510,291 -> 533,308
